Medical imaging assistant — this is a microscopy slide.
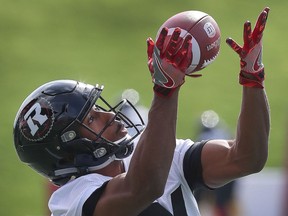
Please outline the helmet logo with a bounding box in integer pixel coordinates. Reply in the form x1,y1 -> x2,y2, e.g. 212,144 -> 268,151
20,97 -> 54,141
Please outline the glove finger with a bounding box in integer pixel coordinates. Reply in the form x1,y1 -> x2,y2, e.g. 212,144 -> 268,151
226,37 -> 242,55
252,8 -> 269,43
174,34 -> 192,71
146,37 -> 155,60
147,58 -> 154,75
173,34 -> 190,65
264,7 -> 270,18
156,27 -> 168,54
243,21 -> 252,52
254,7 -> 270,34
165,28 -> 181,61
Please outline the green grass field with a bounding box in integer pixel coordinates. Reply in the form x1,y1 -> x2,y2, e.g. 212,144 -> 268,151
0,0 -> 287,215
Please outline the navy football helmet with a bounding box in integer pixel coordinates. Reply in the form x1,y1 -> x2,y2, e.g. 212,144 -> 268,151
13,80 -> 145,186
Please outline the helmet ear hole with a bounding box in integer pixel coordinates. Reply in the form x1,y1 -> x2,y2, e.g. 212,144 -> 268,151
74,154 -> 95,166
57,157 -> 73,167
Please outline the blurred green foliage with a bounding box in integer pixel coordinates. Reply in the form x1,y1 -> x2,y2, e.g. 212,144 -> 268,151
0,0 -> 286,215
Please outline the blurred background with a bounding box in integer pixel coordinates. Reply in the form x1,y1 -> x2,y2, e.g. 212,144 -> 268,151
0,0 -> 287,215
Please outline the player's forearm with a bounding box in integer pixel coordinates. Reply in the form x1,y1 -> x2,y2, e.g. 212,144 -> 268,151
235,87 -> 270,172
127,89 -> 179,197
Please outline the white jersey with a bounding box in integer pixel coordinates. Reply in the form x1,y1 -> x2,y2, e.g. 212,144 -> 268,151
49,139 -> 205,216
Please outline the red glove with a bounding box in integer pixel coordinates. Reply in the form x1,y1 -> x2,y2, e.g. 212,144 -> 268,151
147,27 -> 192,97
226,7 -> 270,89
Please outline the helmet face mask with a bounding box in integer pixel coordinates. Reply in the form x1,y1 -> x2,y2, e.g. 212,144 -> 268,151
77,98 -> 144,143
13,80 -> 145,186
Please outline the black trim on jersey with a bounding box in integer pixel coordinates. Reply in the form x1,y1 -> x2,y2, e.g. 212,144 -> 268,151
183,140 -> 210,192
82,181 -> 109,216
171,186 -> 188,216
140,186 -> 189,216
82,181 -> 172,216
139,203 -> 172,216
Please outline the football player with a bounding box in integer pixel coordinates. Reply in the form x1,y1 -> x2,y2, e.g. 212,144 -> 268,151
13,7 -> 270,216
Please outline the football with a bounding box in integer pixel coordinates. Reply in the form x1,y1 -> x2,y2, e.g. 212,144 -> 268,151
155,10 -> 221,75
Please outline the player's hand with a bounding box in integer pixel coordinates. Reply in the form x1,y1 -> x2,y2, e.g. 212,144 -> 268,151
147,27 -> 192,97
226,7 -> 270,88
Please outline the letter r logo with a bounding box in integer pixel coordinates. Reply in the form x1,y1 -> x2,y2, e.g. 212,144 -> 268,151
19,97 -> 54,141
24,103 -> 48,136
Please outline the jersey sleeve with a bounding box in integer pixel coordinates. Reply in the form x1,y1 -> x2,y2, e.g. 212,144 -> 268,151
183,140 -> 212,192
48,174 -> 111,216
82,181 -> 109,216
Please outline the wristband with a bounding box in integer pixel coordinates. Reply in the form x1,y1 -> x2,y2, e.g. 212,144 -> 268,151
239,69 -> 265,89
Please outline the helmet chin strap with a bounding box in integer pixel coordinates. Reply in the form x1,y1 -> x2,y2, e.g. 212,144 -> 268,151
54,134 -> 132,178
54,155 -> 116,178
87,155 -> 116,171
